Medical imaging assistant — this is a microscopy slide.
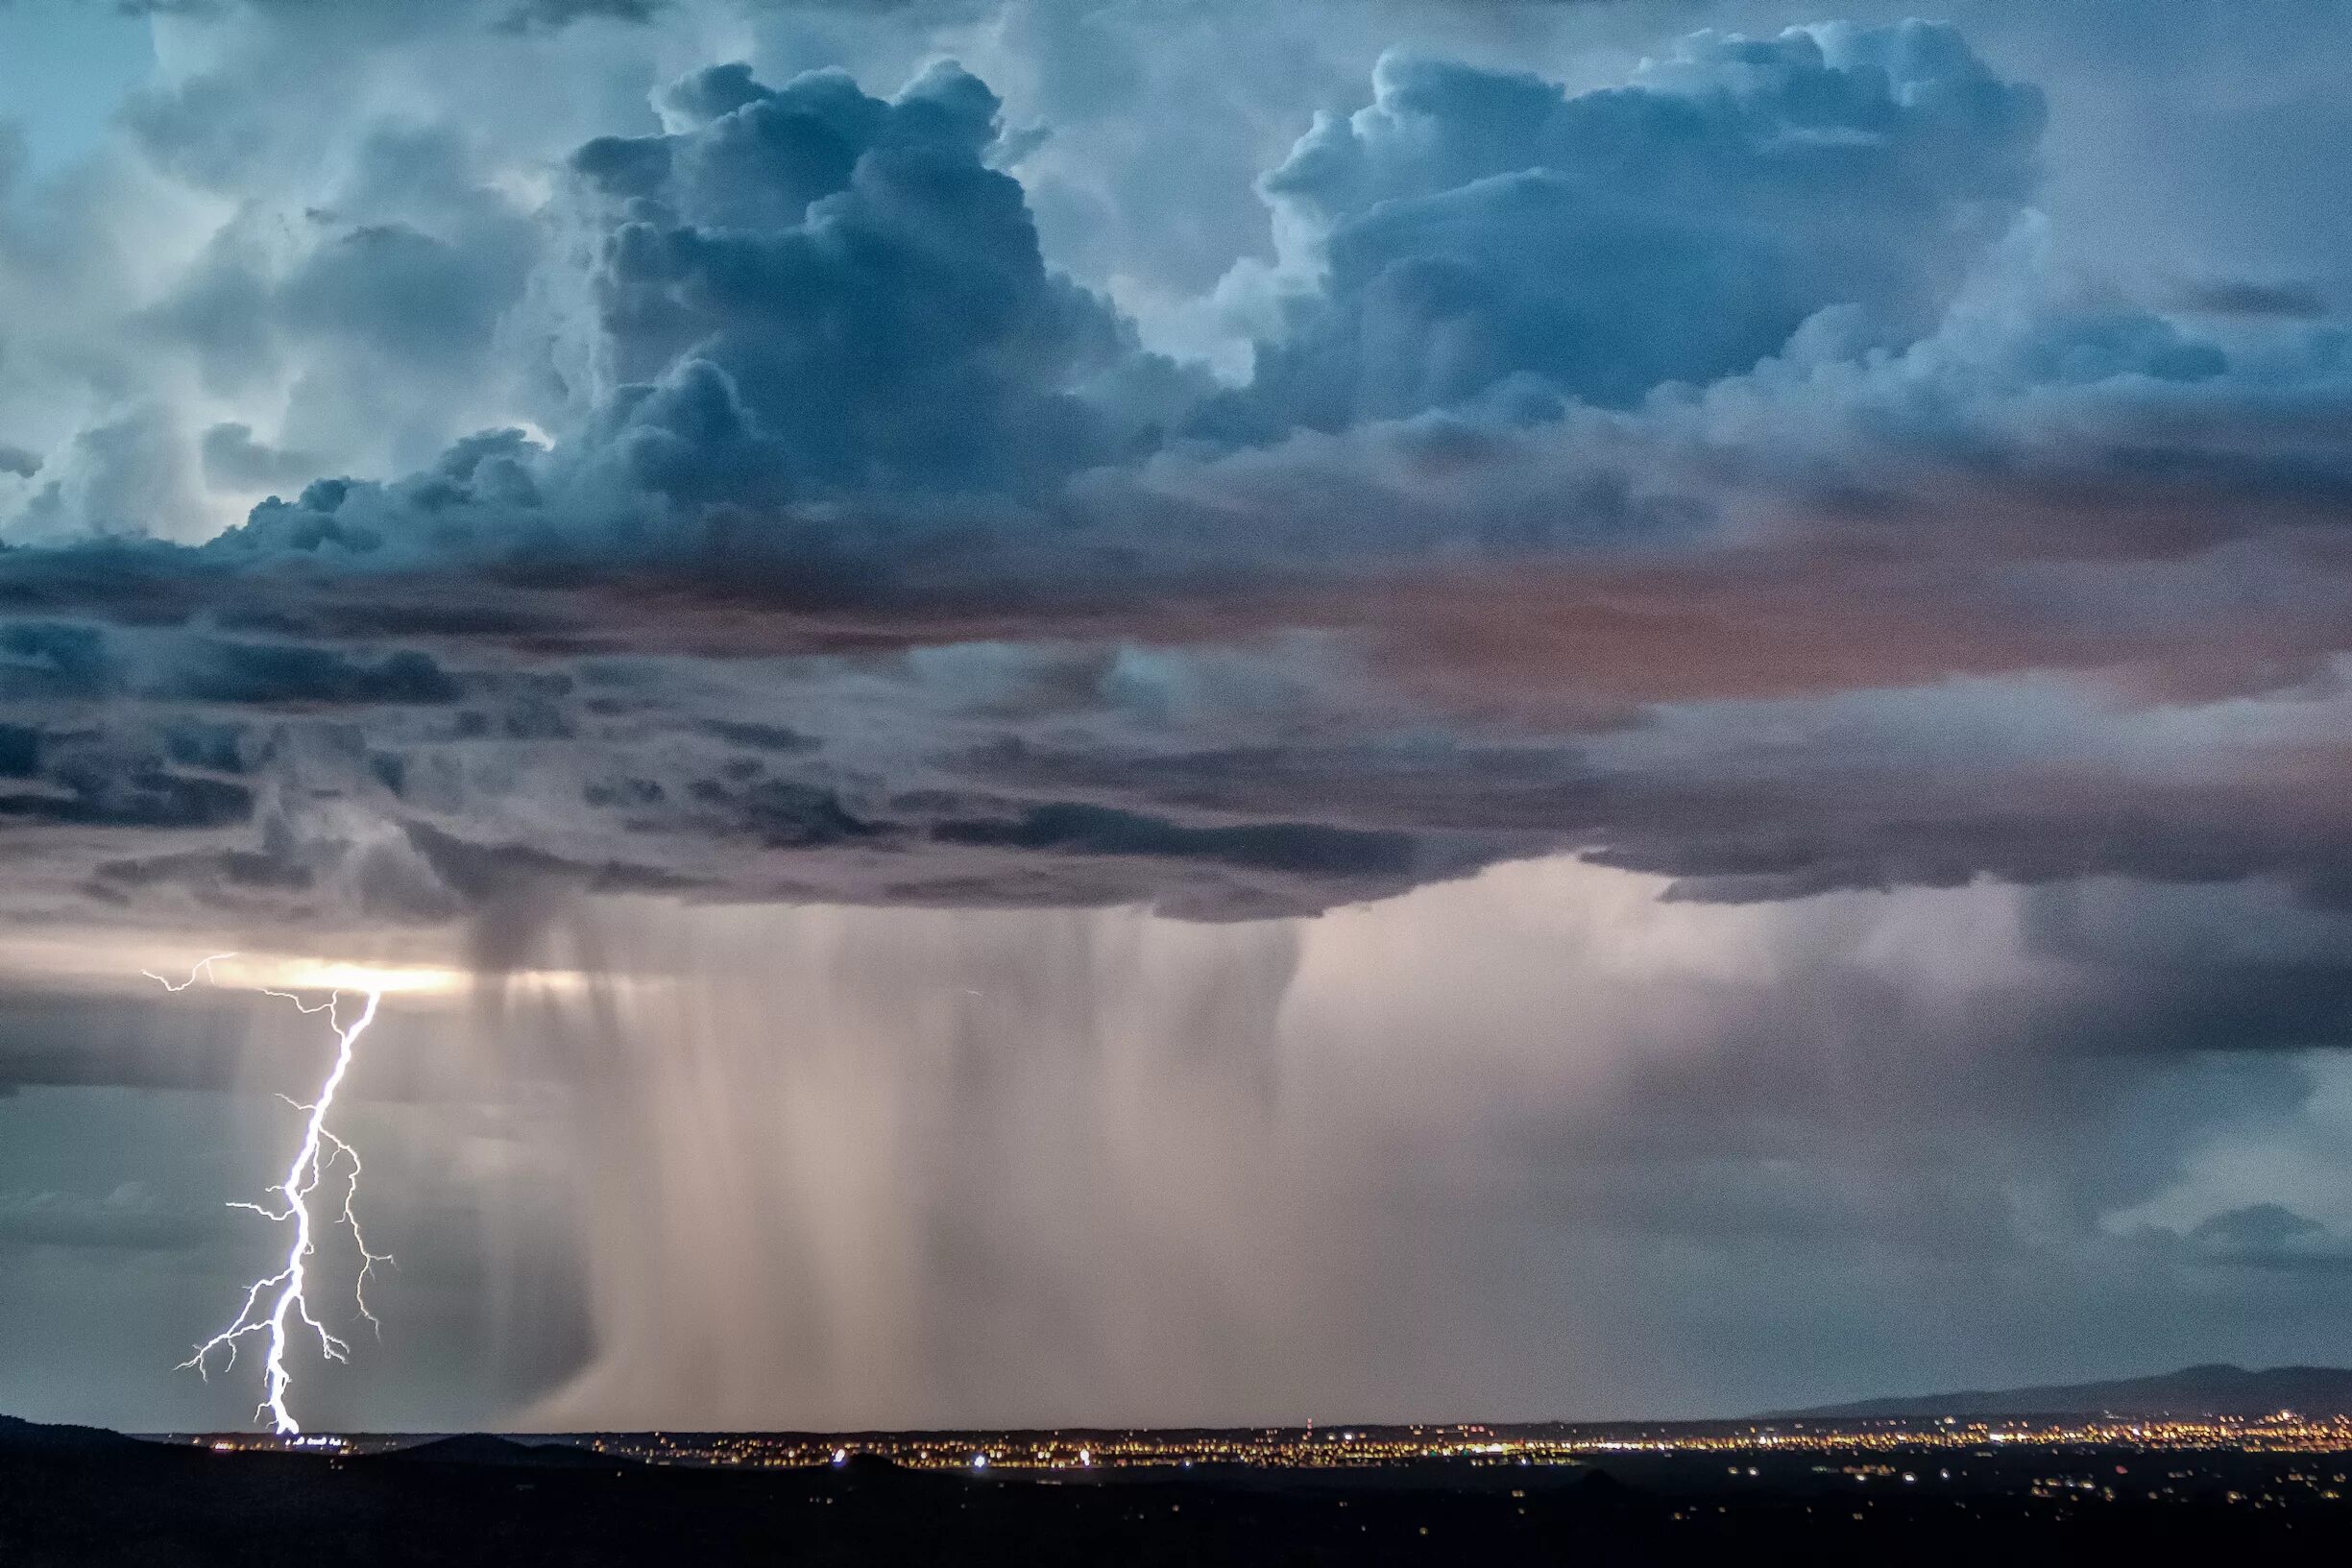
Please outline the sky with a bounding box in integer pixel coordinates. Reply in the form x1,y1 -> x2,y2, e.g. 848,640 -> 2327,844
0,0 -> 2348,1434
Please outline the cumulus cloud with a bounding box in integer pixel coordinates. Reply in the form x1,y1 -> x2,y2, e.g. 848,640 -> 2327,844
1200,24 -> 2044,432
0,12 -> 2345,936
567,58 -> 1167,495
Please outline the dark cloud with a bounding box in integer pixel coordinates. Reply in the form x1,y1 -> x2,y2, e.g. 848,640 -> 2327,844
936,802 -> 1422,877
0,770 -> 249,832
0,724 -> 36,778
121,0 -> 666,26
2175,278 -> 2331,320
0,620 -> 463,706
562,59 -> 1164,499
0,1183 -> 221,1251
2163,1205 -> 2352,1273
699,718 -> 819,754
169,640 -> 464,707
0,23 -> 2343,936
494,0 -> 666,32
0,986 -> 250,1093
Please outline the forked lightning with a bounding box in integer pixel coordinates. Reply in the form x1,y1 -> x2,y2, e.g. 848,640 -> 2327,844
144,954 -> 393,1435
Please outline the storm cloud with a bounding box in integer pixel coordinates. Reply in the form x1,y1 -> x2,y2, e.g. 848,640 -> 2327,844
0,0 -> 2350,1435
0,12 -> 2345,933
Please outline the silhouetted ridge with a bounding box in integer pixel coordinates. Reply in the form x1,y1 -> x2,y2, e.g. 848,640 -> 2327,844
1779,1363 -> 2352,1419
380,1434 -> 620,1468
0,1413 -> 139,1456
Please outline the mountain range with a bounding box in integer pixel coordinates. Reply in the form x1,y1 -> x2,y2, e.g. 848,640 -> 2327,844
1779,1363 -> 2352,1419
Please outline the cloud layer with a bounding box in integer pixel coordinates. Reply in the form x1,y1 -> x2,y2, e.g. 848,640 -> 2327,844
0,6 -> 2346,935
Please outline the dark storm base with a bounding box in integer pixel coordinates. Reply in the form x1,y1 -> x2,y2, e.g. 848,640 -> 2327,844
6,1432 -> 2351,1565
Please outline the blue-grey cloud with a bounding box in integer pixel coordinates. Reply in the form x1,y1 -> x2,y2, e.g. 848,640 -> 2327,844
2176,279 -> 2331,320
1201,25 -> 2043,435
559,58 -> 1176,495
0,16 -> 2343,939
198,422 -> 321,491
495,0 -> 667,31
0,1183 -> 225,1251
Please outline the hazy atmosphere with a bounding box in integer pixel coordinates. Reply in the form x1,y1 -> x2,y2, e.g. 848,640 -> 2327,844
3,0 -> 2350,1435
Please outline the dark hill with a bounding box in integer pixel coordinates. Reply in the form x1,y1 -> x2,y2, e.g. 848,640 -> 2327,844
381,1434 -> 619,1467
8,1409 -> 2352,1563
0,1413 -> 141,1456
1781,1363 -> 2352,1419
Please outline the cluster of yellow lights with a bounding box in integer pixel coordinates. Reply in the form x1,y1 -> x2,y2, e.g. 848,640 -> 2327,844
567,1413 -> 2352,1473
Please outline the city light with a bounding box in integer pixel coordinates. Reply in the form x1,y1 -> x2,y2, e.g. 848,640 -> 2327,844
537,1411 -> 2352,1475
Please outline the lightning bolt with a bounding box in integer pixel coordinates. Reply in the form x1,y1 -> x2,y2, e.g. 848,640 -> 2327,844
148,955 -> 393,1435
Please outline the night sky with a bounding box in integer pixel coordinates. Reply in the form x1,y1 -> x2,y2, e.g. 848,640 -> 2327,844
2,0 -> 2350,1435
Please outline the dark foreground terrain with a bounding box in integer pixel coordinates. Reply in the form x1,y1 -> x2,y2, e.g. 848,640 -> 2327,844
7,1420 -> 2352,1566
